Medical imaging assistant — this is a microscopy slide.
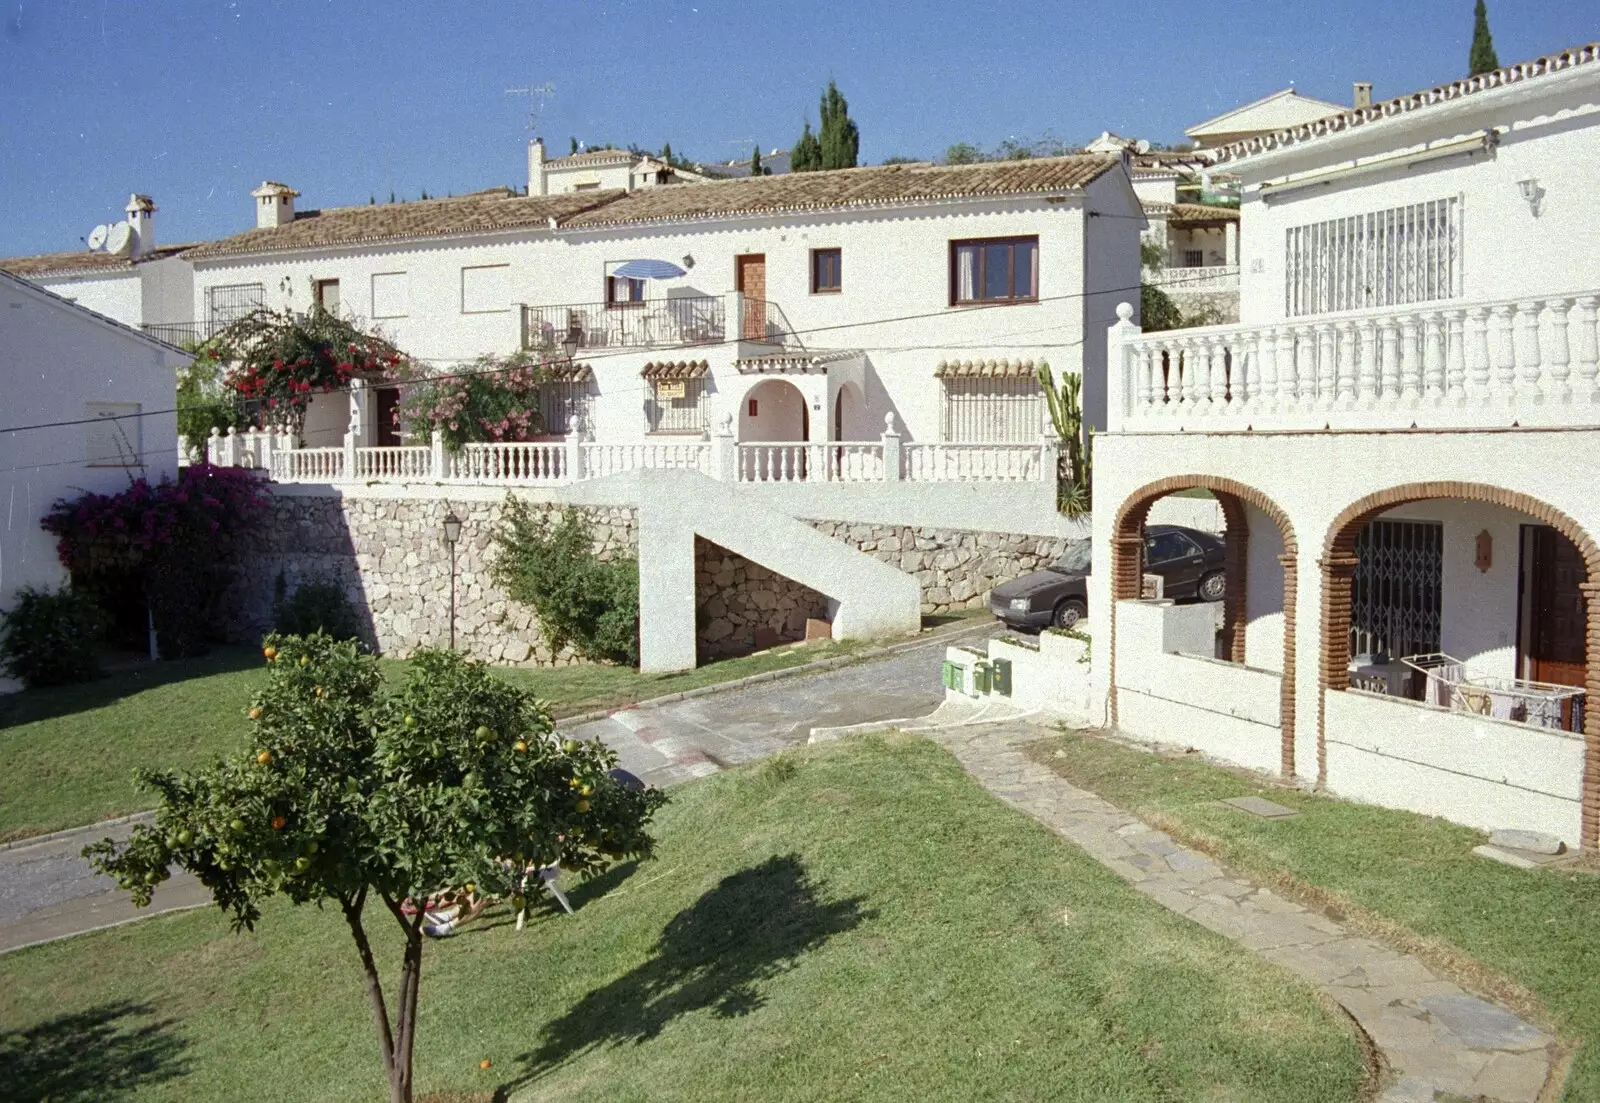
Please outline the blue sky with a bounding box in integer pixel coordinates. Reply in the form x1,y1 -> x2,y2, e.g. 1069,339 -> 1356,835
0,0 -> 1593,257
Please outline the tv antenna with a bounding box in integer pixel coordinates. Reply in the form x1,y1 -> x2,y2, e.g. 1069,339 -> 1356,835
505,82 -> 556,132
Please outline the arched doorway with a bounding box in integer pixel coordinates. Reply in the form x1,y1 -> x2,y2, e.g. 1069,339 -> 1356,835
832,381 -> 866,441
1319,482 -> 1600,847
739,378 -> 809,443
1111,476 -> 1299,777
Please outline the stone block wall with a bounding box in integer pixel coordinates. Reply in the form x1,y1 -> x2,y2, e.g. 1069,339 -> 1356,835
223,494 -> 636,666
807,520 -> 1076,615
1167,289 -> 1240,324
694,537 -> 831,661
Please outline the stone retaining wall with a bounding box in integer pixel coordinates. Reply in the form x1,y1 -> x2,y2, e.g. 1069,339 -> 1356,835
230,491 -> 1075,667
807,520 -> 1077,615
694,538 -> 830,661
1166,289 -> 1240,324
223,494 -> 636,666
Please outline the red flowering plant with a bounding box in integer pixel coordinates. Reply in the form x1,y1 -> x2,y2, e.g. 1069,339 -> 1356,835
208,307 -> 409,432
42,464 -> 270,657
395,349 -> 567,451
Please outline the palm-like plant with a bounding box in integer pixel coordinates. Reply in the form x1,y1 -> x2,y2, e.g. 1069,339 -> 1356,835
1038,364 -> 1091,517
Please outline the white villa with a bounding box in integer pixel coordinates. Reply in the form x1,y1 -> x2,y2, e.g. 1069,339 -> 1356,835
0,270 -> 187,688
1092,41 -> 1600,850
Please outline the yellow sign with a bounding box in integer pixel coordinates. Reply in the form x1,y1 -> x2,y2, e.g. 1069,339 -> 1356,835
656,380 -> 687,400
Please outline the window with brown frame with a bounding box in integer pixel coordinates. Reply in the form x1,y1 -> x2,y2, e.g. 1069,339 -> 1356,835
811,247 -> 842,293
606,275 -> 645,308
949,236 -> 1038,305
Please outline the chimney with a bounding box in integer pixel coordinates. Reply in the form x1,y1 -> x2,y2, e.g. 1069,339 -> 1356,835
125,193 -> 156,257
1353,82 -> 1373,109
250,181 -> 299,229
527,138 -> 547,196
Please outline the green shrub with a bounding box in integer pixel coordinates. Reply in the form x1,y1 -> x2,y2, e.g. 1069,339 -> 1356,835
274,578 -> 363,642
491,501 -> 640,667
0,585 -> 108,687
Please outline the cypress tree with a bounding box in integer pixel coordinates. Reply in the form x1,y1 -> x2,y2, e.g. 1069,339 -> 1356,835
792,122 -> 822,172
751,146 -> 765,176
817,80 -> 860,169
569,136 -> 579,155
661,141 -> 674,167
1469,0 -> 1500,76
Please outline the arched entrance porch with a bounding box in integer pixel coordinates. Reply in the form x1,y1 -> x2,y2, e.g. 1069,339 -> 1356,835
1319,482 -> 1600,848
1111,475 -> 1299,778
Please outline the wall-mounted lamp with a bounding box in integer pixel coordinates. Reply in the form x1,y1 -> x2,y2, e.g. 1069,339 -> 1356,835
1517,177 -> 1543,217
681,253 -> 696,269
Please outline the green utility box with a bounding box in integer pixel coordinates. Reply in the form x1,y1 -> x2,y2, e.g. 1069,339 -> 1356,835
990,657 -> 1012,697
940,660 -> 964,692
971,660 -> 992,695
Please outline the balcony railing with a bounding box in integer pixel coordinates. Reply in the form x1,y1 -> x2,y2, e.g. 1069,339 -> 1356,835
141,319 -> 233,347
213,426 -> 1053,488
739,297 -> 799,346
1109,289 -> 1600,433
521,296 -> 725,351
1143,266 -> 1240,294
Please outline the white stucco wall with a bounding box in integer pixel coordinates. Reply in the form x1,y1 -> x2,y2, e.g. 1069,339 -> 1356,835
1324,688 -> 1584,845
0,277 -> 184,689
1233,68 -> 1600,323
1242,500 -> 1286,673
30,270 -> 145,326
1113,598 -> 1284,775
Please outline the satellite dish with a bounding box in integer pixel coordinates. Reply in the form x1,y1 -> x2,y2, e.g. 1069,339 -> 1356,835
105,222 -> 133,256
1135,139 -> 1151,155
87,224 -> 110,251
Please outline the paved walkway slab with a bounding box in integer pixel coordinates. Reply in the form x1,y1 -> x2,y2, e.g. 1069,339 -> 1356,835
923,720 -> 1561,1103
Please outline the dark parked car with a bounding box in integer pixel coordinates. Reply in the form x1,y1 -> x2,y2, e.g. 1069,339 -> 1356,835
987,525 -> 1226,631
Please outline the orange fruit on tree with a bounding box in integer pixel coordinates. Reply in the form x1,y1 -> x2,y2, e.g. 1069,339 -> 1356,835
480,1059 -> 492,1070
262,645 -> 278,660
271,815 -> 287,830
248,707 -> 263,721
256,750 -> 273,766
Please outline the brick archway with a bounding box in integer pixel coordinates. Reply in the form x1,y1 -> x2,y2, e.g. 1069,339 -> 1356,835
1110,476 -> 1300,777
1318,482 -> 1600,849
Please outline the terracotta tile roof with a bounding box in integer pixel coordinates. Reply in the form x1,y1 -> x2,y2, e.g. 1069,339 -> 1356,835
734,350 -> 859,374
1168,203 -> 1241,224
547,149 -> 635,167
562,155 -> 1121,229
933,358 -> 1043,380
182,189 -> 625,261
1215,40 -> 1600,162
544,362 -> 594,383
0,244 -> 191,278
641,360 -> 709,379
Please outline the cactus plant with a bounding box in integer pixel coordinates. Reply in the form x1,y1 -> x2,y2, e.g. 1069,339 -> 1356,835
1038,363 -> 1092,517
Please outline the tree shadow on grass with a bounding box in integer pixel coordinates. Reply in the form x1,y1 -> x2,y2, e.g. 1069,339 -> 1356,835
0,647 -> 261,730
505,853 -> 872,1091
0,1000 -> 191,1102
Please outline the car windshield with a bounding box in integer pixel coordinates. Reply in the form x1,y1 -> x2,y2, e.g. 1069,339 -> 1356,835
1052,541 -> 1092,573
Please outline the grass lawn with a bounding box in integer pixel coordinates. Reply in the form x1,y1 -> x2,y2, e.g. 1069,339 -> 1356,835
0,631 -> 903,842
1028,728 -> 1600,1102
0,735 -> 1369,1103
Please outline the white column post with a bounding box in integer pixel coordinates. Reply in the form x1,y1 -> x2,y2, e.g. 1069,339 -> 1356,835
221,426 -> 239,467
257,430 -> 277,478
430,428 -> 447,479
564,428 -> 585,483
1105,301 -> 1140,430
1572,296 -> 1600,401
709,410 -> 738,481
725,290 -> 746,343
342,429 -> 358,483
207,426 -> 223,465
1224,221 -> 1239,267
881,412 -> 903,482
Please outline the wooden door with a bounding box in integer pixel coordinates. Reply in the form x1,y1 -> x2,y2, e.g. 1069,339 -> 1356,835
735,254 -> 766,340
375,386 -> 402,447
1527,525 -> 1587,688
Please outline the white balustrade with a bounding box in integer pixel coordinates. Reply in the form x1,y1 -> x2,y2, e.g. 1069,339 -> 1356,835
1144,265 -> 1241,294
581,441 -> 710,478
449,442 -> 566,483
1113,289 -> 1600,432
734,442 -> 888,483
271,447 -> 345,482
901,442 -> 1044,482
355,446 -> 434,481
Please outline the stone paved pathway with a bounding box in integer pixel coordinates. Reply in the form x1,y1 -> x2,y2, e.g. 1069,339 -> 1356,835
925,719 -> 1561,1103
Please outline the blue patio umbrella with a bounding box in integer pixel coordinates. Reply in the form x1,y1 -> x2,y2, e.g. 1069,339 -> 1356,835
610,258 -> 687,280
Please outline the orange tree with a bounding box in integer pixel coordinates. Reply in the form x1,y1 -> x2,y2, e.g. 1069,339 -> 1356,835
85,634 -> 667,1103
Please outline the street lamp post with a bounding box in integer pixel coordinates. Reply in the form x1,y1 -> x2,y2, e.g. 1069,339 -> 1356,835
442,509 -> 463,649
